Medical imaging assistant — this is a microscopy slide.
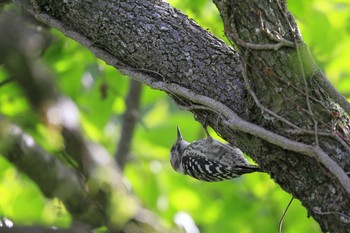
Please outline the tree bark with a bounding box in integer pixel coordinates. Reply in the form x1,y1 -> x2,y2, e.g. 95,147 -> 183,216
10,0 -> 350,232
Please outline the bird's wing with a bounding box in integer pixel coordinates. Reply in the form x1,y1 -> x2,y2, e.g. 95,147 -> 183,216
182,155 -> 242,182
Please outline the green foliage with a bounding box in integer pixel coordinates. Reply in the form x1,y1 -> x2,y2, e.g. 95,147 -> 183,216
1,0 -> 349,232
289,0 -> 350,98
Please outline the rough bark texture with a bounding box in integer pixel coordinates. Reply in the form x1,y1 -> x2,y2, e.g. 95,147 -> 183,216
31,0 -> 245,114
10,0 -> 350,232
213,1 -> 350,232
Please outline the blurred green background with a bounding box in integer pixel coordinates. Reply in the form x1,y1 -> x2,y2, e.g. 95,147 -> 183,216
1,0 -> 349,232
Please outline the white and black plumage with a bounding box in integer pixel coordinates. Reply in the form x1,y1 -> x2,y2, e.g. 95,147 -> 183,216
170,127 -> 261,182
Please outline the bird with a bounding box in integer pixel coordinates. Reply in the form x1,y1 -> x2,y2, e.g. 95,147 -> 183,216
170,126 -> 261,182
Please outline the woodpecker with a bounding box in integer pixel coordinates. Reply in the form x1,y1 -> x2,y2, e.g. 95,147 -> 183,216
170,127 -> 261,182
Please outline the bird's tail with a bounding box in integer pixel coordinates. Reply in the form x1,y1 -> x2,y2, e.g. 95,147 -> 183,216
237,164 -> 262,174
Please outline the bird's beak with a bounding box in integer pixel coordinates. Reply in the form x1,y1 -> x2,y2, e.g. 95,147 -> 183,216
177,126 -> 182,141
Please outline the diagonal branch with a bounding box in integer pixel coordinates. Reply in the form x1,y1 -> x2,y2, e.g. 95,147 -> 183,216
0,117 -> 104,225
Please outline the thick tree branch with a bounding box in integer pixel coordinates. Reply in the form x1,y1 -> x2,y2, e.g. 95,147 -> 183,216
213,1 -> 350,232
14,0 -> 245,115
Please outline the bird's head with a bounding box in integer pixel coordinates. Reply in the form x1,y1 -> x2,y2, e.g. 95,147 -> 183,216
170,127 -> 190,174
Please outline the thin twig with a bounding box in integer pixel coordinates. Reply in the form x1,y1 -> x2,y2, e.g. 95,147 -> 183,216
177,104 -> 218,113
253,59 -> 328,108
227,14 -> 295,51
313,207 -> 350,224
242,51 -> 302,130
295,42 -> 319,145
279,197 -> 294,233
276,0 -> 319,145
258,10 -> 295,48
245,61 -> 350,151
229,6 -> 325,149
286,129 -> 350,154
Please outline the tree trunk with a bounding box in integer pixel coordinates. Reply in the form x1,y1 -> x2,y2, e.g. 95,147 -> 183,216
11,0 -> 350,232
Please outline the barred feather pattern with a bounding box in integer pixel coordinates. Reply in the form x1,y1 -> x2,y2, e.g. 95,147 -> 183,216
170,127 -> 261,182
182,156 -> 258,182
